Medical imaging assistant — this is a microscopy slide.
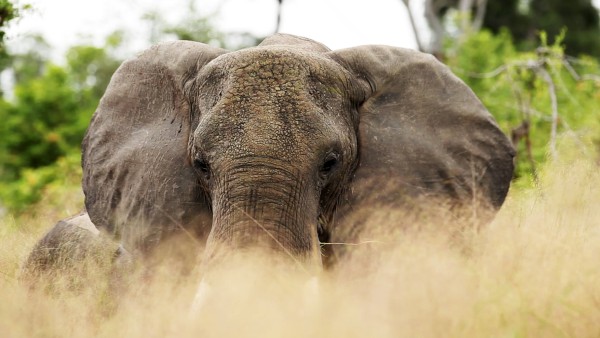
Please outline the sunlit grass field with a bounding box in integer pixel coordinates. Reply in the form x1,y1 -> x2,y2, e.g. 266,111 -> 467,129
1,155 -> 599,338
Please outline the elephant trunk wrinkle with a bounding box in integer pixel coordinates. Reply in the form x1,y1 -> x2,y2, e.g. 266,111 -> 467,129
214,161 -> 310,228
204,164 -> 322,274
211,202 -> 313,257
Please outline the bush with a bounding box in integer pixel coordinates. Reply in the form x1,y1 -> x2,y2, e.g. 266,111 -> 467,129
0,41 -> 121,213
445,29 -> 600,188
0,152 -> 82,213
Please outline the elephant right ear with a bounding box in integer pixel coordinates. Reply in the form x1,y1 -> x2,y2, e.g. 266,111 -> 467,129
82,41 -> 226,244
329,46 -> 515,222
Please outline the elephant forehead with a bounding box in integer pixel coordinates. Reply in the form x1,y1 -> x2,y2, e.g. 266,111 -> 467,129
216,47 -> 343,80
195,48 -> 349,160
200,96 -> 328,161
203,47 -> 350,99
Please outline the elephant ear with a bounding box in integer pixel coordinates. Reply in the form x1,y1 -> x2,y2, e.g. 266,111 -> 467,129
82,41 -> 226,248
329,46 -> 515,221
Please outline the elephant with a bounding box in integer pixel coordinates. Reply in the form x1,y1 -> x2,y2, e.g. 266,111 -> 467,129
22,34 -> 514,287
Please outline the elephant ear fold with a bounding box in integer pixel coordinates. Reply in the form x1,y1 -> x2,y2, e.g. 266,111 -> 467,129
82,41 -> 226,242
329,46 -> 515,217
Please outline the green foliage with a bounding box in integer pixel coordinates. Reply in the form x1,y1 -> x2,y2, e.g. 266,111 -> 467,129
142,5 -> 261,50
483,0 -> 600,58
445,29 -> 600,188
0,12 -> 237,213
142,3 -> 227,47
0,1 -> 33,71
65,42 -> 122,103
163,16 -> 226,47
9,35 -> 49,84
0,0 -> 17,46
5,4 -> 596,214
0,152 -> 82,212
1,65 -> 79,174
0,0 -> 18,68
0,37 -> 122,212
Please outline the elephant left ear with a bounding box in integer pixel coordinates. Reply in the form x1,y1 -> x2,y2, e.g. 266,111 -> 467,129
329,46 -> 515,217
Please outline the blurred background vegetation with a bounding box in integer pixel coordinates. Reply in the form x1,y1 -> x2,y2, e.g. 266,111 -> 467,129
0,0 -> 598,215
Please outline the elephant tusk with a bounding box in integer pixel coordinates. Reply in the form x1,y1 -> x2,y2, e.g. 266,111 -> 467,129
190,275 -> 319,314
190,278 -> 212,314
72,212 -> 100,236
303,276 -> 320,308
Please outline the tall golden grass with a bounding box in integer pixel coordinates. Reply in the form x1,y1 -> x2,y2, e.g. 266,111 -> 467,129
1,155 -> 599,338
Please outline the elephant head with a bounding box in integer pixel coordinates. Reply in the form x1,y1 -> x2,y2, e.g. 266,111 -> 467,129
82,34 -> 514,276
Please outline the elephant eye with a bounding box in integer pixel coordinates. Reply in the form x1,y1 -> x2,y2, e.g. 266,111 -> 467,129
319,153 -> 339,179
193,157 -> 211,179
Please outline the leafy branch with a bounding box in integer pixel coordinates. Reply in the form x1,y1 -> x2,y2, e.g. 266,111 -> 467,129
449,30 -> 600,183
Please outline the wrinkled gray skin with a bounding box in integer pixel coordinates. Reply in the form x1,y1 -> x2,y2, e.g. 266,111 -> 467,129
23,34 -> 514,279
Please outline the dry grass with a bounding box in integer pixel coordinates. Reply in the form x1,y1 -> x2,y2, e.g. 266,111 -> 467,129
1,157 -> 600,338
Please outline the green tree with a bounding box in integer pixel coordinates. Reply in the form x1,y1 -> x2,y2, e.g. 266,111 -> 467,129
0,7 -> 238,212
65,32 -> 123,103
0,0 -> 33,71
0,36 -> 123,211
0,0 -> 18,59
142,2 -> 260,50
9,34 -> 49,84
445,30 -> 600,187
484,0 -> 600,58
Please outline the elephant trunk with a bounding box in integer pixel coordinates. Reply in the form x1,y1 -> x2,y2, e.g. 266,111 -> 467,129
201,165 -> 323,276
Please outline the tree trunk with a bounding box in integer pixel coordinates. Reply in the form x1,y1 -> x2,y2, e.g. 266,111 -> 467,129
401,0 -> 425,52
275,0 -> 283,34
424,0 -> 446,55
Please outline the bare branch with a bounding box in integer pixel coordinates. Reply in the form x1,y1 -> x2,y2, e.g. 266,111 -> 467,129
564,56 -> 600,83
505,70 -> 538,182
458,0 -> 474,33
401,0 -> 425,52
537,67 -> 559,161
274,0 -> 283,34
562,59 -> 581,81
472,0 -> 488,32
581,74 -> 600,82
451,41 -> 597,166
424,0 -> 446,54
452,64 -> 507,78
